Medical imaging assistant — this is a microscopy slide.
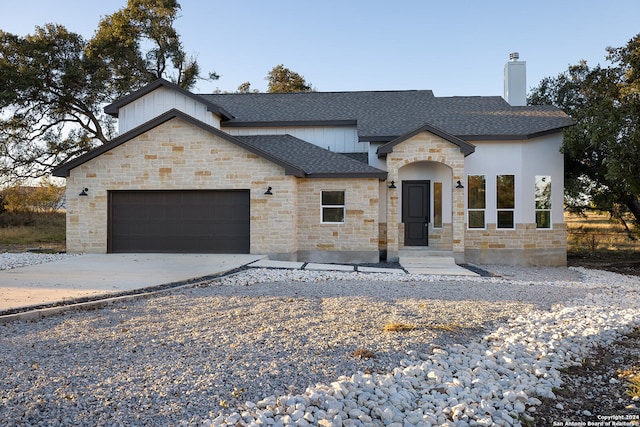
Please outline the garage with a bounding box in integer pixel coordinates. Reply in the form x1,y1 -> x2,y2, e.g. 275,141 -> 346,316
108,190 -> 250,253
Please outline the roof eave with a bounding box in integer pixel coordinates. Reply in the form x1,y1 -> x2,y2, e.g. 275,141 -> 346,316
305,172 -> 388,179
459,125 -> 574,141
223,120 -> 357,128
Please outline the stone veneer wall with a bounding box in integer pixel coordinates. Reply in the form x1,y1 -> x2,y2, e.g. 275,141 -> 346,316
465,223 -> 567,266
65,117 -> 297,256
385,133 -> 466,262
378,223 -> 387,249
296,178 -> 380,263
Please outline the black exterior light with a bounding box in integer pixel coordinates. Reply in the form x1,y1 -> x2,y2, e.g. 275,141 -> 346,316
264,186 -> 273,195
388,181 -> 397,189
456,180 -> 464,189
79,188 -> 89,196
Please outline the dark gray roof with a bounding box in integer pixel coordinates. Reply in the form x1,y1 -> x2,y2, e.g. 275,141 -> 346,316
341,153 -> 369,164
52,109 -> 386,179
201,91 -> 572,141
235,135 -> 386,178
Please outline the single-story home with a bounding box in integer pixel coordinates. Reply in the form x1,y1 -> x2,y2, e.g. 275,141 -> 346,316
53,54 -> 572,266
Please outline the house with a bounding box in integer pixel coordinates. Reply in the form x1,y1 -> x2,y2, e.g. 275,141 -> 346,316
52,54 -> 572,266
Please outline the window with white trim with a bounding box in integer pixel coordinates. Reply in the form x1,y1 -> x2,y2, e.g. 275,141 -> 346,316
321,191 -> 345,223
467,175 -> 485,228
535,176 -> 552,229
497,175 -> 515,229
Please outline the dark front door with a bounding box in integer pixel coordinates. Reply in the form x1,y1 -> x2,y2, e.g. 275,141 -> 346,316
402,180 -> 430,246
108,190 -> 250,253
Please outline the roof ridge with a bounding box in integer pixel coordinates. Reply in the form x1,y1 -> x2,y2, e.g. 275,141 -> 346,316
200,89 -> 435,96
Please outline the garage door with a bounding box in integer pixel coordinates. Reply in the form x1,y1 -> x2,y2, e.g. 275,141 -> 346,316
108,190 -> 250,253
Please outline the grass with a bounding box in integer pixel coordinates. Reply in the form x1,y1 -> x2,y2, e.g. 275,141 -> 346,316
626,374 -> 640,398
620,327 -> 640,398
566,211 -> 639,252
382,322 -> 415,332
0,211 -> 66,251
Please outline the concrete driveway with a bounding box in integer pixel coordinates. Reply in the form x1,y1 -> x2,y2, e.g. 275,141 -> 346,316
0,253 -> 264,313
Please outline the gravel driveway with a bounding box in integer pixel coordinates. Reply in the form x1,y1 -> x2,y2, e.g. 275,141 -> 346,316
0,266 -> 635,426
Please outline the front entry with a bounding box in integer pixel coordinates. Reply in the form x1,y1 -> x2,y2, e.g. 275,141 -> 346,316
402,180 -> 430,246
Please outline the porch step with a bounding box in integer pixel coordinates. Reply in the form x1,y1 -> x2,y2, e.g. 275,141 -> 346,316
399,249 -> 478,276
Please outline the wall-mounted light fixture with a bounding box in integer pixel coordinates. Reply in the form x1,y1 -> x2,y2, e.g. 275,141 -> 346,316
264,186 -> 273,195
79,188 -> 89,196
455,180 -> 464,189
388,180 -> 397,189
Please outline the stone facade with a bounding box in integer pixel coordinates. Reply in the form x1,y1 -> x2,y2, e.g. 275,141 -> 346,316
296,178 -> 380,263
465,223 -> 567,266
384,133 -> 466,262
65,117 -> 379,262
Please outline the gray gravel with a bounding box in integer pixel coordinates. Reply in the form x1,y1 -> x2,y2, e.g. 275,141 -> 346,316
0,264 -> 604,426
0,252 -> 76,270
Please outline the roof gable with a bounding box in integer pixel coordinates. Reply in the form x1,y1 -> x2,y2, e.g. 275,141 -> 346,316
53,109 -> 305,177
377,123 -> 476,157
104,78 -> 234,121
52,109 -> 386,179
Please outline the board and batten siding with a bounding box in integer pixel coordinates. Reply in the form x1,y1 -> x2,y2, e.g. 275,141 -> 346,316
117,86 -> 222,134
225,126 -> 365,154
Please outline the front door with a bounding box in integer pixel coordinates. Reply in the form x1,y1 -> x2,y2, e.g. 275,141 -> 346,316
402,180 -> 430,246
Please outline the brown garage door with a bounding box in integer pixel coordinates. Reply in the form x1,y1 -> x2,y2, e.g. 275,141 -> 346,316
108,190 -> 250,253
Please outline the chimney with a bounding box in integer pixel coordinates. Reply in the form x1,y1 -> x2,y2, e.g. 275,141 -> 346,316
504,52 -> 526,106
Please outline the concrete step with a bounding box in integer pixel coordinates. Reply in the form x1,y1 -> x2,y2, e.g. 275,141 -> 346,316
398,248 -> 453,258
399,249 -> 455,266
399,256 -> 456,266
398,248 -> 478,276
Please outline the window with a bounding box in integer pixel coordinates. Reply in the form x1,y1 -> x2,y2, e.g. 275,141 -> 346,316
535,176 -> 552,228
497,175 -> 515,229
321,191 -> 345,223
467,175 -> 485,228
433,182 -> 443,228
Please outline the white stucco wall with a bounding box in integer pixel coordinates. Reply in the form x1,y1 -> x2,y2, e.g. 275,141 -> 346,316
463,134 -> 564,227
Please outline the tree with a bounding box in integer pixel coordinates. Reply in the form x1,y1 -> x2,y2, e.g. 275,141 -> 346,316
266,64 -> 313,93
529,34 -> 640,230
87,0 -> 207,92
236,81 -> 259,93
0,0 -> 213,181
2,178 -> 65,213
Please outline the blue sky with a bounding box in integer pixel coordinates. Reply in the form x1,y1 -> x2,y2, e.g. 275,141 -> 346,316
2,0 -> 639,97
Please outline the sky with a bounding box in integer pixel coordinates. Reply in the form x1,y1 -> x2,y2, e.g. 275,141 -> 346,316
1,0 -> 639,97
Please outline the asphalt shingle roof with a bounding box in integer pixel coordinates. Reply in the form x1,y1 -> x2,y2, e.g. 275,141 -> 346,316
235,134 -> 386,178
201,91 -> 572,141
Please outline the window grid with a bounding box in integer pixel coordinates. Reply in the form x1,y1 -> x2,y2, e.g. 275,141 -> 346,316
467,175 -> 486,229
535,176 -> 552,229
497,175 -> 515,229
321,190 -> 345,224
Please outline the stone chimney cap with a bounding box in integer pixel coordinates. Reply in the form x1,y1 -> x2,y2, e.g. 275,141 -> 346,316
509,52 -> 520,61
